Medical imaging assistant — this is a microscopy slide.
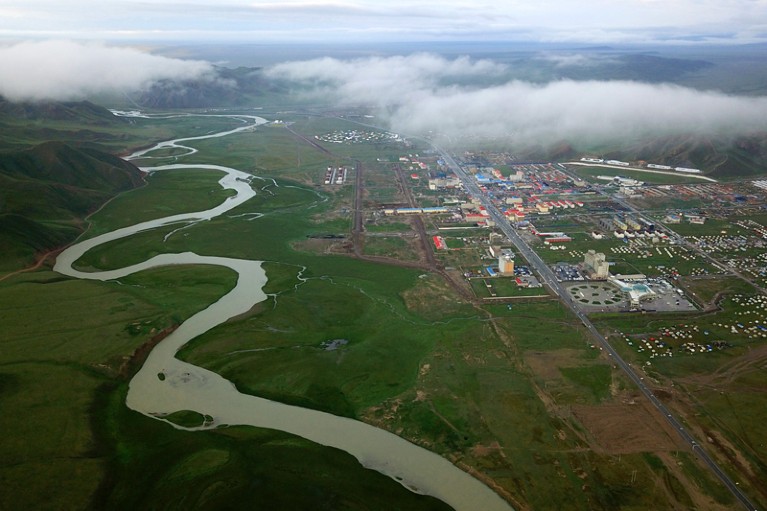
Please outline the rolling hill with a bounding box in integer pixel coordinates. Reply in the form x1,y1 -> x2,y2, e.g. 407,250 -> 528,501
0,141 -> 144,272
0,97 -> 134,153
0,97 -> 121,124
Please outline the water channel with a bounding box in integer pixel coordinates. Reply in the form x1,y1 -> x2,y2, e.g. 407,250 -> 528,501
53,112 -> 514,511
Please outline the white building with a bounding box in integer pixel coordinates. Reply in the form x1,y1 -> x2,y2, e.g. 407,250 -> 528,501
584,250 -> 610,279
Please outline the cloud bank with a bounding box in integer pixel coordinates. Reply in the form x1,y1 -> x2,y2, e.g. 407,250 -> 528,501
1,1 -> 765,45
0,40 -> 217,102
268,54 -> 767,147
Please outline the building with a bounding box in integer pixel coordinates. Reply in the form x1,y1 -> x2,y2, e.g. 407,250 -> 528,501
609,277 -> 656,306
499,253 -> 515,275
598,175 -> 643,187
664,213 -> 682,224
612,214 -> 628,231
583,250 -> 610,279
599,217 -> 614,232
638,218 -> 656,232
626,216 -> 642,231
428,177 -> 461,190
620,186 -> 640,197
545,236 -> 572,243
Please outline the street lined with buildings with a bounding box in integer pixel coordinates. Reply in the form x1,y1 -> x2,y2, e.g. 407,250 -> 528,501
436,145 -> 760,511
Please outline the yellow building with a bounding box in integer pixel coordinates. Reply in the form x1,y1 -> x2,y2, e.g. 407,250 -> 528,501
499,254 -> 515,275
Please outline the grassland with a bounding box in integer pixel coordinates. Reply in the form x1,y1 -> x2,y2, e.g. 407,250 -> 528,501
565,165 -> 706,185
0,142 -> 145,272
2,111 -> 760,510
97,385 -> 451,511
0,265 -> 235,509
0,106 -> 242,154
84,169 -> 236,236
0,114 -> 453,510
589,277 -> 767,507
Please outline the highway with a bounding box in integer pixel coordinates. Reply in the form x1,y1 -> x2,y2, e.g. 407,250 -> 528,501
437,147 -> 760,511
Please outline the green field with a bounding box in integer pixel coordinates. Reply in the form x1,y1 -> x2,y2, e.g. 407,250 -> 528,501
2,111 -> 763,510
84,169 -> 236,236
566,165 -> 707,185
0,265 -> 236,509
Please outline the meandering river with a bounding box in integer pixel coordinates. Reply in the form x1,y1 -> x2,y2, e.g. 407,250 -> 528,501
54,112 -> 513,511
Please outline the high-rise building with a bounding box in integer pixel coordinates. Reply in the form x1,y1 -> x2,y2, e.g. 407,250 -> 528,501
584,250 -> 609,279
499,253 -> 515,275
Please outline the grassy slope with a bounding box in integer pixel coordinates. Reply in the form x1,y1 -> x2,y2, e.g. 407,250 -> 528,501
0,142 -> 145,272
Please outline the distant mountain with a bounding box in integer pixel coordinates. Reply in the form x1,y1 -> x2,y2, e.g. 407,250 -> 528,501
0,142 -> 144,270
0,97 -> 121,124
134,66 -> 284,109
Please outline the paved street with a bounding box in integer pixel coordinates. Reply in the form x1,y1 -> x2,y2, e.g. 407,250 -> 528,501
436,146 -> 759,511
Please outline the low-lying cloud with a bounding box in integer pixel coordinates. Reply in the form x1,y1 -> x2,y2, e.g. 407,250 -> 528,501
269,53 -> 504,107
0,40 -> 217,102
268,54 -> 767,147
535,52 -> 615,68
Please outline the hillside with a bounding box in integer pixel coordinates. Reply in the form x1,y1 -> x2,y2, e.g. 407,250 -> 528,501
0,142 -> 144,271
0,97 -> 120,124
0,98 -> 136,153
508,133 -> 767,178
597,134 -> 767,178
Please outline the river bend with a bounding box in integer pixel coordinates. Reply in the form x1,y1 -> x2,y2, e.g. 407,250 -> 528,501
54,112 -> 513,511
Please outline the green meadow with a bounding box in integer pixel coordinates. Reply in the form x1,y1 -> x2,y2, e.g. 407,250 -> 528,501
566,165 -> 706,185
1,112 -> 754,510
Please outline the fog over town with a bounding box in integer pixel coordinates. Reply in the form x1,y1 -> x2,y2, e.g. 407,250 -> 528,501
2,40 -> 766,150
272,53 -> 767,146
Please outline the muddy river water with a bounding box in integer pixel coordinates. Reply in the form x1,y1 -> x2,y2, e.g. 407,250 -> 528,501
54,113 -> 513,511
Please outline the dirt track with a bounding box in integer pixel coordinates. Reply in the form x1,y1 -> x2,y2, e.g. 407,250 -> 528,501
0,247 -> 62,282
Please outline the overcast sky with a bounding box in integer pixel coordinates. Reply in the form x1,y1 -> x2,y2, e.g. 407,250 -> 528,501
0,0 -> 766,45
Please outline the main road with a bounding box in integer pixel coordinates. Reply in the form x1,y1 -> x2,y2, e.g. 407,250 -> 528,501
436,147 -> 759,511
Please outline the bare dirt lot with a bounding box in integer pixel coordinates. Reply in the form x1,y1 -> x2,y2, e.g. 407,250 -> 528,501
572,401 -> 682,454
